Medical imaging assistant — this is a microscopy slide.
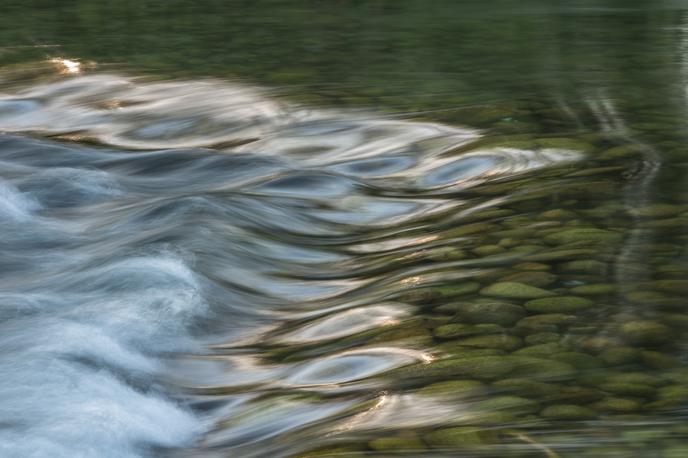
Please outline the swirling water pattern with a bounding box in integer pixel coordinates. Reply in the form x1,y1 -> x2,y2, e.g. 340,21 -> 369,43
1,68 -> 686,458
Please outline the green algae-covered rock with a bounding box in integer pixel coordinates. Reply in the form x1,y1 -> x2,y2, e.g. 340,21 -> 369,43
598,382 -> 656,398
480,282 -> 555,299
570,283 -> 616,295
657,384 -> 688,402
508,356 -> 575,380
513,262 -> 550,271
592,397 -> 642,413
524,248 -> 598,262
436,281 -> 482,297
556,352 -> 603,370
394,355 -> 516,380
608,372 -> 663,386
644,279 -> 688,295
599,144 -> 646,159
550,386 -> 605,403
434,323 -> 502,339
417,380 -> 486,398
448,222 -> 497,237
499,271 -> 557,287
524,296 -> 593,313
512,342 -> 569,358
628,204 -> 687,218
537,209 -> 578,220
424,426 -> 495,448
524,332 -> 560,345
434,343 -> 506,358
544,228 -> 622,245
369,436 -> 425,451
492,378 -> 559,397
477,395 -> 540,415
517,313 -> 577,329
425,247 -> 468,261
540,404 -> 597,420
456,334 -> 523,352
642,350 -> 681,369
558,260 -> 608,275
455,302 -> 526,326
473,245 -> 506,256
663,446 -> 688,458
599,346 -> 641,366
619,320 -> 670,345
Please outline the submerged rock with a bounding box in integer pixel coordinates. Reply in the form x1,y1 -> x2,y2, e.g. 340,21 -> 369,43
480,282 -> 555,299
424,427 -> 495,448
499,271 -> 557,287
619,320 -> 671,345
544,228 -> 622,245
524,296 -> 593,313
541,404 -> 597,421
417,380 -> 487,398
455,302 -> 526,326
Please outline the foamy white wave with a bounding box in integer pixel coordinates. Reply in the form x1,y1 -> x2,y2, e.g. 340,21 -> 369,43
0,179 -> 40,221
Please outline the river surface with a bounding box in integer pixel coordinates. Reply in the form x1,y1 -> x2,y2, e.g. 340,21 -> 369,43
1,2 -> 688,457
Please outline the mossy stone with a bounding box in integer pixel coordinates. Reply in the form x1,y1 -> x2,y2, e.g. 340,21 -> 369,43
628,204 -> 686,218
540,404 -> 596,420
455,302 -> 526,326
473,245 -> 506,256
478,395 -> 540,416
558,260 -> 608,275
512,342 -> 569,358
599,144 -> 645,159
642,351 -> 680,369
434,323 -> 502,339
608,372 -> 663,386
598,383 -> 656,398
556,352 -> 603,370
644,280 -> 688,295
424,427 -> 494,448
524,248 -> 597,262
599,347 -> 641,366
619,320 -> 671,345
513,262 -> 550,271
551,386 -> 605,403
663,446 -> 688,458
417,380 -> 486,398
448,222 -> 497,237
396,355 -> 516,380
508,356 -> 575,380
592,397 -> 642,412
657,385 -> 688,402
524,332 -> 560,345
570,284 -> 615,295
480,282 -> 555,299
492,378 -> 559,397
456,334 -> 523,352
537,209 -> 578,220
368,436 -> 425,451
499,271 -> 557,287
524,296 -> 593,313
436,281 -> 482,297
517,313 -> 577,329
425,247 -> 468,261
544,228 -> 622,245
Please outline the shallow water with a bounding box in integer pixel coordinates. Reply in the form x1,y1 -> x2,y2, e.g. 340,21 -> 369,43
1,2 -> 688,458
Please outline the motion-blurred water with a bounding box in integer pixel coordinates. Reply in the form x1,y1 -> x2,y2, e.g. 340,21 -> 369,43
1,2 -> 688,457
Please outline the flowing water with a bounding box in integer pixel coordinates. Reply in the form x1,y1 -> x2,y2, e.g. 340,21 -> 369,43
1,2 -> 688,457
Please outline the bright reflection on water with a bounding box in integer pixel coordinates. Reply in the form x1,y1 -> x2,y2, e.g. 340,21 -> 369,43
0,50 -> 688,458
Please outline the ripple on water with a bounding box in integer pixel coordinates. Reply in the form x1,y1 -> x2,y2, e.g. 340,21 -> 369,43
0,68 -> 597,458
